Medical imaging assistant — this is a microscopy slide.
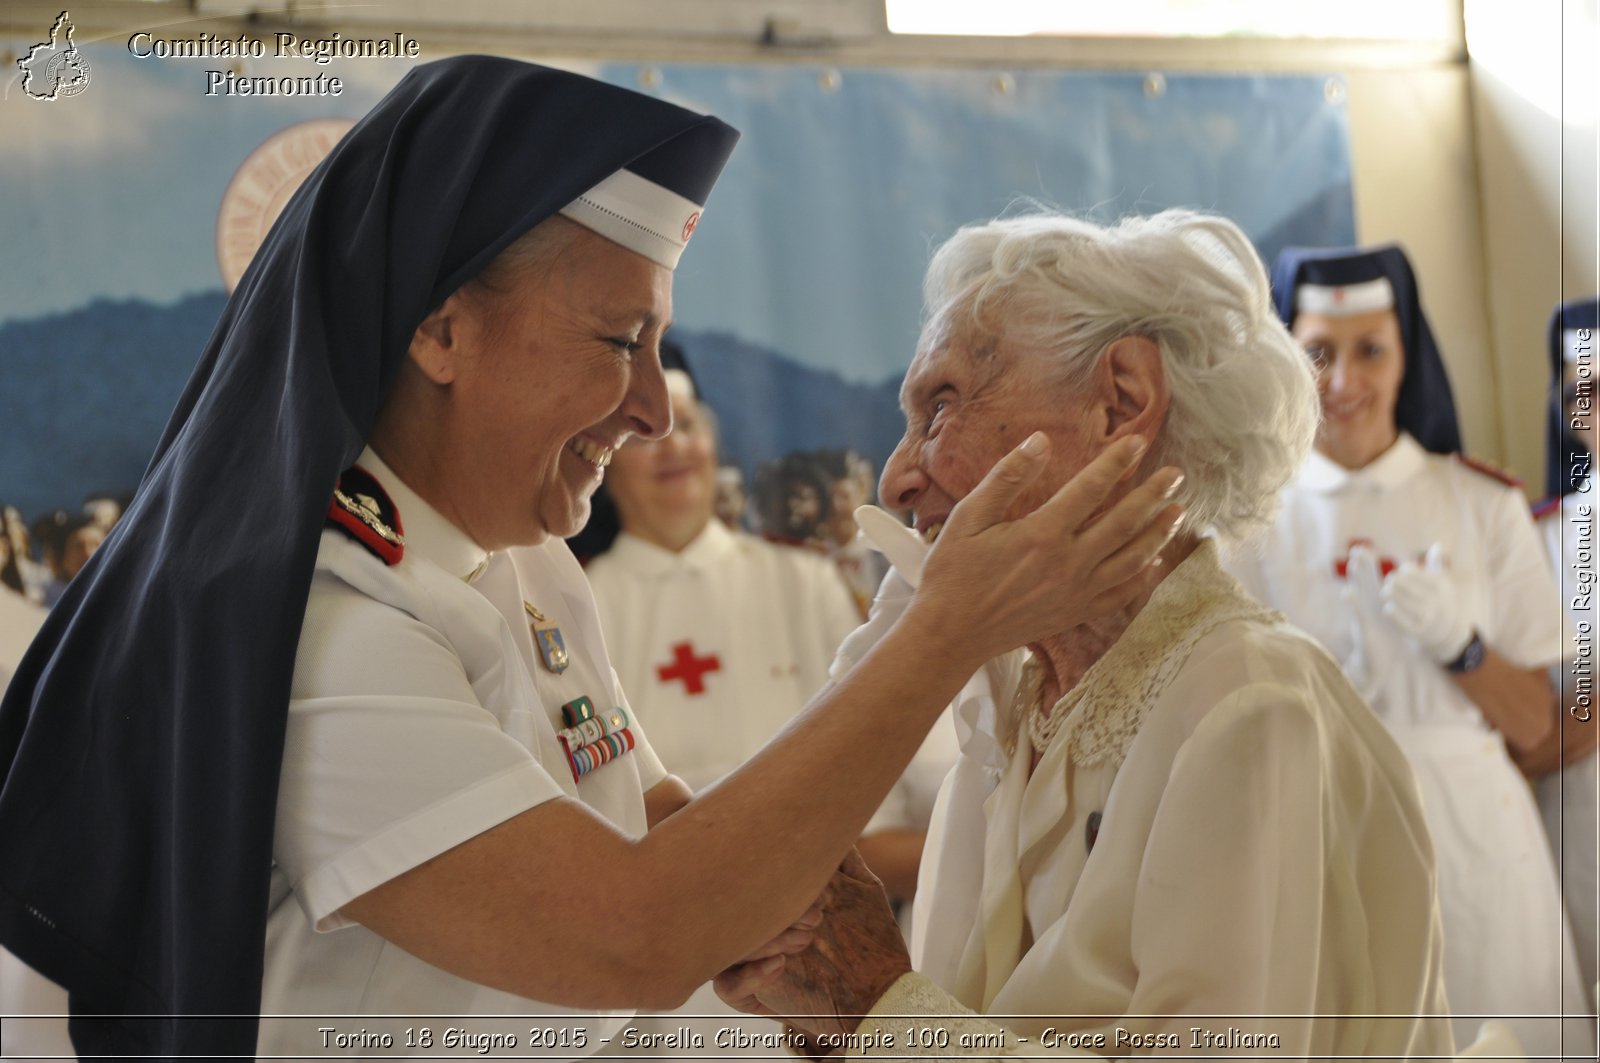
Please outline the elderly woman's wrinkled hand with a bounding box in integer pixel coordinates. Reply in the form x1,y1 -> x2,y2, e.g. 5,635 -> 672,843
714,849 -> 911,1042
711,899 -> 826,1017
910,433 -> 1183,667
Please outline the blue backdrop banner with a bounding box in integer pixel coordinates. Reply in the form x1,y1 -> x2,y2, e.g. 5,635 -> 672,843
1,41 -> 1353,527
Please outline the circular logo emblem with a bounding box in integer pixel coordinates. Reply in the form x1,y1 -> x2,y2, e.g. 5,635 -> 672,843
215,118 -> 356,292
44,50 -> 91,98
681,211 -> 701,243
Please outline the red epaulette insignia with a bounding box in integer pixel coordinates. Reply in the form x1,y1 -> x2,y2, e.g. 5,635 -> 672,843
326,464 -> 404,565
1453,453 -> 1522,489
1532,496 -> 1562,520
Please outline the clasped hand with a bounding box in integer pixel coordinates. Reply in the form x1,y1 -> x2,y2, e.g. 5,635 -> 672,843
715,849 -> 911,1048
1345,543 -> 1473,664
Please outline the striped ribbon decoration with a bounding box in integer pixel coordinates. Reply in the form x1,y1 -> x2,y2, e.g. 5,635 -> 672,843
565,728 -> 637,780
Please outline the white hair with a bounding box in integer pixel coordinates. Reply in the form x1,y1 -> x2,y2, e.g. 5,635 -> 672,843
921,209 -> 1318,542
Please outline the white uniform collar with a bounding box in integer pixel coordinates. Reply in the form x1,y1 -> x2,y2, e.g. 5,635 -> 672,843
1298,433 -> 1427,494
356,446 -> 491,581
606,519 -> 736,575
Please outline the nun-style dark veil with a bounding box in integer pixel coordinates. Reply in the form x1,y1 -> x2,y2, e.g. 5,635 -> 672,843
0,55 -> 736,1058
1546,297 -> 1600,498
1271,244 -> 1463,455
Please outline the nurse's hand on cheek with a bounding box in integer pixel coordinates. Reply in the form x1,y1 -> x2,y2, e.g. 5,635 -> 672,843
1380,544 -> 1474,664
910,434 -> 1185,668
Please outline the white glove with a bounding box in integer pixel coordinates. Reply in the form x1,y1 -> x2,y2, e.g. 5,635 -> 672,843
1340,544 -> 1392,699
1380,543 -> 1475,664
829,506 -> 926,678
830,565 -> 916,678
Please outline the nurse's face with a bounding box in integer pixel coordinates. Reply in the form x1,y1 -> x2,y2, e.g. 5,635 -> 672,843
606,382 -> 719,547
1292,308 -> 1406,471
431,221 -> 676,548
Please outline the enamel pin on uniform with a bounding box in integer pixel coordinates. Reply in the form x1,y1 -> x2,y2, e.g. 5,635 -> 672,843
525,601 -> 570,674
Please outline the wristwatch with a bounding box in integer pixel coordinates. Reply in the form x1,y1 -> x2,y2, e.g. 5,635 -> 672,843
1445,630 -> 1486,674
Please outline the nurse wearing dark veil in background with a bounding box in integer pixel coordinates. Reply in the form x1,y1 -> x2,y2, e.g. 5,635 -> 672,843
1231,245 -> 1591,1057
1527,295 -> 1600,1011
0,57 -> 1182,1058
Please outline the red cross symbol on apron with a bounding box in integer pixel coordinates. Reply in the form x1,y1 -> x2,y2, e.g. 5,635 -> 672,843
657,641 -> 722,695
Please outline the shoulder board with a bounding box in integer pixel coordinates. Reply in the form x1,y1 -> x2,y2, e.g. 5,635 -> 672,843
1452,453 -> 1522,489
1532,496 -> 1563,520
326,464 -> 405,565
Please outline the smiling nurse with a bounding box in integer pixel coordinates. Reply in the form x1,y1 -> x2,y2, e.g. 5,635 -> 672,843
1230,244 -> 1591,1057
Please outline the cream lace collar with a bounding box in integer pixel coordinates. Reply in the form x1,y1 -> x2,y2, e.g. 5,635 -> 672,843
1013,539 -> 1277,767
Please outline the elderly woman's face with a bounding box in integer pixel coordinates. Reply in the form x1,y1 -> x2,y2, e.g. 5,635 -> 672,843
441,224 -> 674,547
880,321 -> 1096,541
1292,308 -> 1404,471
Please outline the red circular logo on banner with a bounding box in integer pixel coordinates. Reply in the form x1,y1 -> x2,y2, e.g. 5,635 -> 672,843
682,211 -> 701,242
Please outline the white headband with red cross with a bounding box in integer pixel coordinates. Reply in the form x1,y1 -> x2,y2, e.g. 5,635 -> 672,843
1295,276 -> 1396,317
559,168 -> 705,270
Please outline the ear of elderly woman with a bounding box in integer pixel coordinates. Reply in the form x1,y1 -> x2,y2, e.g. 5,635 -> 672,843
718,211 -> 1455,1059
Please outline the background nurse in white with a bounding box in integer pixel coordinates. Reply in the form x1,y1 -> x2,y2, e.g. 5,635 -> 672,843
1230,244 -> 1590,1058
1525,295 -> 1600,1012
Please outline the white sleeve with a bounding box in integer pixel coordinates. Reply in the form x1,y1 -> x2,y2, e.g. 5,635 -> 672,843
853,973 -> 1087,1060
1481,486 -> 1566,669
278,570 -> 565,931
1537,506 -> 1588,666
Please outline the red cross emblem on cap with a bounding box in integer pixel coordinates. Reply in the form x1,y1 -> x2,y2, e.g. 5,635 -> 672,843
657,640 -> 721,695
682,211 -> 701,242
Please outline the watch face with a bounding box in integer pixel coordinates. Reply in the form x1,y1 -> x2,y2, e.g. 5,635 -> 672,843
1449,633 -> 1485,674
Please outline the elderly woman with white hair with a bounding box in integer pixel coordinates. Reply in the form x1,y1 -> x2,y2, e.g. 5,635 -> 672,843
716,210 -> 1454,1059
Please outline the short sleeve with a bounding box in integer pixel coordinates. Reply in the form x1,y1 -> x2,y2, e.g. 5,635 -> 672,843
277,569 -> 565,931
1481,486 -> 1566,669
